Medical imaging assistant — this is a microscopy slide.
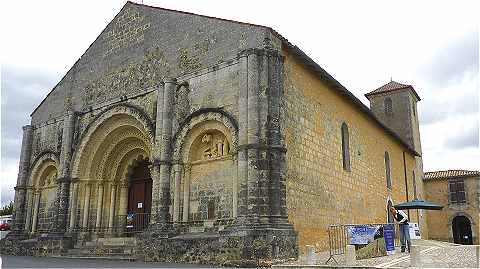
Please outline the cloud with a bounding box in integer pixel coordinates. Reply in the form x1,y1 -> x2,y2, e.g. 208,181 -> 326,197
419,73 -> 478,125
1,65 -> 58,158
1,65 -> 59,204
417,29 -> 478,88
444,119 -> 479,149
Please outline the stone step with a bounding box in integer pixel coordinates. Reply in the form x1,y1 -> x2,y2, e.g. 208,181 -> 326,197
69,246 -> 136,255
98,237 -> 136,246
53,254 -> 137,261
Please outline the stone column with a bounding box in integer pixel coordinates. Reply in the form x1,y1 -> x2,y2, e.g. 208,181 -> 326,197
68,181 -> 79,232
55,112 -> 76,233
30,191 -> 41,234
118,182 -> 129,234
108,183 -> 117,231
172,164 -> 182,222
95,183 -> 104,229
236,52 -> 249,221
12,125 -> 33,234
152,78 -> 177,226
82,184 -> 91,229
24,187 -> 34,233
182,166 -> 191,222
232,155 -> 238,218
266,48 -> 289,221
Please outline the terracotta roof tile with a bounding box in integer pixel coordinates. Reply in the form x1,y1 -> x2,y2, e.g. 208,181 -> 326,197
424,170 -> 480,180
365,81 -> 421,100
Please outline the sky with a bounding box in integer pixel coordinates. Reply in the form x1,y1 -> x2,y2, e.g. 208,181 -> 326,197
1,0 -> 479,206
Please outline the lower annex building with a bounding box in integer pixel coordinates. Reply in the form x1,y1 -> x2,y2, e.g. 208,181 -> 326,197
3,1 -> 426,263
424,170 -> 480,245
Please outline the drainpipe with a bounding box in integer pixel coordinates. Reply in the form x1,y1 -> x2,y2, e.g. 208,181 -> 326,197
403,151 -> 410,218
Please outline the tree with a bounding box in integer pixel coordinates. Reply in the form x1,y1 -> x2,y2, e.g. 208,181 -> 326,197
0,201 -> 14,216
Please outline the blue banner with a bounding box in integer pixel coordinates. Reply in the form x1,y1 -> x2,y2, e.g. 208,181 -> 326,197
347,225 -> 381,245
383,224 -> 395,252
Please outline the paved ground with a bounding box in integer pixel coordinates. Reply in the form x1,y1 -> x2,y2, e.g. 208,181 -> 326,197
0,255 -> 225,268
310,239 -> 480,268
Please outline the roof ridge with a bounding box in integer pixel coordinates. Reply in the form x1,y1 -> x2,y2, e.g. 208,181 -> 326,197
127,1 -> 269,29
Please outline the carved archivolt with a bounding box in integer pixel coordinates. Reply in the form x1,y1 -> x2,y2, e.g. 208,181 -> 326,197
173,111 -> 238,162
28,152 -> 59,188
71,104 -> 153,180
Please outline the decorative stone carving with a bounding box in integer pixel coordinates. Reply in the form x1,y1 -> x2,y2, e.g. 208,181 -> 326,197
200,133 -> 230,160
172,110 -> 238,162
81,47 -> 170,108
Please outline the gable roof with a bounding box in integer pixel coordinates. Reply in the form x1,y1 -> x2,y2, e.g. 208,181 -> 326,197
365,80 -> 421,101
424,170 -> 480,180
30,1 -> 419,156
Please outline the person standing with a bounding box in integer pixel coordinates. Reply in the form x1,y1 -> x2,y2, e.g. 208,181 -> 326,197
389,206 -> 411,253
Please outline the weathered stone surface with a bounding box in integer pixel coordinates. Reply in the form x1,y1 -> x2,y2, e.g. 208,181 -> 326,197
9,1 -> 426,265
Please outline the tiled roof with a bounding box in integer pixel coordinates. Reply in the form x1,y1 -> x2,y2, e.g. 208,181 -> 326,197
424,170 -> 480,180
365,81 -> 421,101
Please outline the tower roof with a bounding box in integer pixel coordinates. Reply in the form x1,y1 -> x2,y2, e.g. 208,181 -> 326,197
365,81 -> 421,101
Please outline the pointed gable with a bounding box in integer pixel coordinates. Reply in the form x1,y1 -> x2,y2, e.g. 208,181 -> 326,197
31,1 -> 272,124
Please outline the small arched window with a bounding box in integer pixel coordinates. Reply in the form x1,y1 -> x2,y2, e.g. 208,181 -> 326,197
384,97 -> 393,116
385,151 -> 392,189
341,123 -> 351,171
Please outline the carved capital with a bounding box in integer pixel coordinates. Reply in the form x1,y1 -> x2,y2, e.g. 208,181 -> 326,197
163,77 -> 177,84
56,176 -> 71,183
22,125 -> 33,131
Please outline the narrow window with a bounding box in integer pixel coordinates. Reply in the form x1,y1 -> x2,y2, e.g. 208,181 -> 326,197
412,102 -> 416,117
413,170 -> 418,199
385,152 -> 392,189
384,97 -> 393,116
449,179 -> 466,204
387,200 -> 394,223
341,123 -> 351,171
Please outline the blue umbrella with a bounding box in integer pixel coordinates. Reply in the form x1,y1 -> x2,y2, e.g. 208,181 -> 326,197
394,199 -> 443,210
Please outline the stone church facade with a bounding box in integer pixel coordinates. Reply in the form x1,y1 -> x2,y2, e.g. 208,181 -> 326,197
5,2 -> 426,263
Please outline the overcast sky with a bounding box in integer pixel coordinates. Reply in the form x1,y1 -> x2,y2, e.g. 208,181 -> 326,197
1,0 -> 479,206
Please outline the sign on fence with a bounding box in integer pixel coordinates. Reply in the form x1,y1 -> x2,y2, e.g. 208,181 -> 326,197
126,213 -> 134,228
346,225 -> 382,245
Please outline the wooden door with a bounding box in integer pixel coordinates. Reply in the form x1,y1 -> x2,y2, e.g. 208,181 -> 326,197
127,159 -> 152,231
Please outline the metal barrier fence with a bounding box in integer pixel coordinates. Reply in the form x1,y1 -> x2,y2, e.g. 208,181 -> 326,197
71,213 -> 151,235
326,223 -> 400,264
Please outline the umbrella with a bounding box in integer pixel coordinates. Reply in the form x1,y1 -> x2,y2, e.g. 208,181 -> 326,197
394,199 -> 443,210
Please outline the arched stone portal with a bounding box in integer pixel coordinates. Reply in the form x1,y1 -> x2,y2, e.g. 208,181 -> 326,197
26,153 -> 59,234
70,108 -> 153,235
452,215 -> 473,245
172,115 -> 238,228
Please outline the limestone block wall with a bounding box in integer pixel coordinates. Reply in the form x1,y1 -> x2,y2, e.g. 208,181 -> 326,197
282,51 -> 422,252
424,176 -> 479,244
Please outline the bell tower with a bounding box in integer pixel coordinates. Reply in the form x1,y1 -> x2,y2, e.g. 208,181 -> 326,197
365,80 -> 422,154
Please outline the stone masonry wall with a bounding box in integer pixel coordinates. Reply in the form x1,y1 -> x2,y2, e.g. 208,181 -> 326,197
31,2 -> 268,126
282,50 -> 422,252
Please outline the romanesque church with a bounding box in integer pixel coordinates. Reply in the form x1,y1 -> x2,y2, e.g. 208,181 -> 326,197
4,1 -> 426,263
